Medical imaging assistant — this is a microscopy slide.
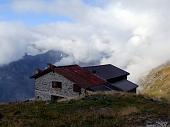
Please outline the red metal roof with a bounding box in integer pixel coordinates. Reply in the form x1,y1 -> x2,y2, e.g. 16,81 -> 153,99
54,65 -> 106,88
31,64 -> 106,88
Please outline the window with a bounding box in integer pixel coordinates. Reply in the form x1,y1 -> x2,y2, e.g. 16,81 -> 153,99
73,84 -> 81,93
52,81 -> 62,89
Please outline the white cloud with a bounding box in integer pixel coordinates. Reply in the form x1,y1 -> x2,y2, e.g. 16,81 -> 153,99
11,0 -> 46,13
1,0 -> 170,83
0,22 -> 32,64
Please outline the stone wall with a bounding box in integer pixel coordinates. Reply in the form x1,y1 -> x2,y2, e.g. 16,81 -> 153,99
35,72 -> 85,101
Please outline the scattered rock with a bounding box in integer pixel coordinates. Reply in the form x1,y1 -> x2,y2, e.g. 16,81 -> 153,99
146,120 -> 168,127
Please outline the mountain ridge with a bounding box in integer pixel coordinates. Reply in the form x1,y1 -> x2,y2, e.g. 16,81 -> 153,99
0,50 -> 65,102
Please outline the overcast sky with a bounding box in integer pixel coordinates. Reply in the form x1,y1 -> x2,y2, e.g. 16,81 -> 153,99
0,0 -> 170,82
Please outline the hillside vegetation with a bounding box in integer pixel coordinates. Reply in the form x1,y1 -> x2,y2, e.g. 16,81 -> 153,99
140,64 -> 170,101
0,93 -> 169,127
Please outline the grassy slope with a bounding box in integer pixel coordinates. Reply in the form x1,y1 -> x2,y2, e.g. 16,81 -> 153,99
0,93 -> 170,127
140,64 -> 170,100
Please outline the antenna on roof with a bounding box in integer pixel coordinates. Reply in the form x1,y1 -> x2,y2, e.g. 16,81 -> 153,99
47,63 -> 56,69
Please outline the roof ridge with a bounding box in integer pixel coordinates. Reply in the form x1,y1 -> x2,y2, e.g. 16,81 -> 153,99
48,64 -> 79,68
55,64 -> 79,68
83,64 -> 111,68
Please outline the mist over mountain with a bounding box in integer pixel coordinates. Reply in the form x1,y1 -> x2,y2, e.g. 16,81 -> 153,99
2,0 -> 170,82
0,50 -> 65,102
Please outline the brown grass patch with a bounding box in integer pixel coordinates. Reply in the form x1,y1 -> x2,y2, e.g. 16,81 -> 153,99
119,106 -> 138,116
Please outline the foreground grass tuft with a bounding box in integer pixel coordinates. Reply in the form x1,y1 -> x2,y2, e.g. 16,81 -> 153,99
0,93 -> 170,127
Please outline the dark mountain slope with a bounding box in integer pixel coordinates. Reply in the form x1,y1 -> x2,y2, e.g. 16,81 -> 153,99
0,50 -> 65,102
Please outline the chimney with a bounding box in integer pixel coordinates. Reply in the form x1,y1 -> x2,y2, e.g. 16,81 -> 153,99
35,68 -> 42,74
47,63 -> 56,69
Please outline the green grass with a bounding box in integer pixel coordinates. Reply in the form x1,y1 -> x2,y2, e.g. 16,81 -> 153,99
0,93 -> 170,127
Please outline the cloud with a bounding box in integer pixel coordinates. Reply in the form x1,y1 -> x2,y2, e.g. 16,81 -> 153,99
11,0 -> 46,13
0,22 -> 30,64
11,0 -> 89,19
1,0 -> 170,83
